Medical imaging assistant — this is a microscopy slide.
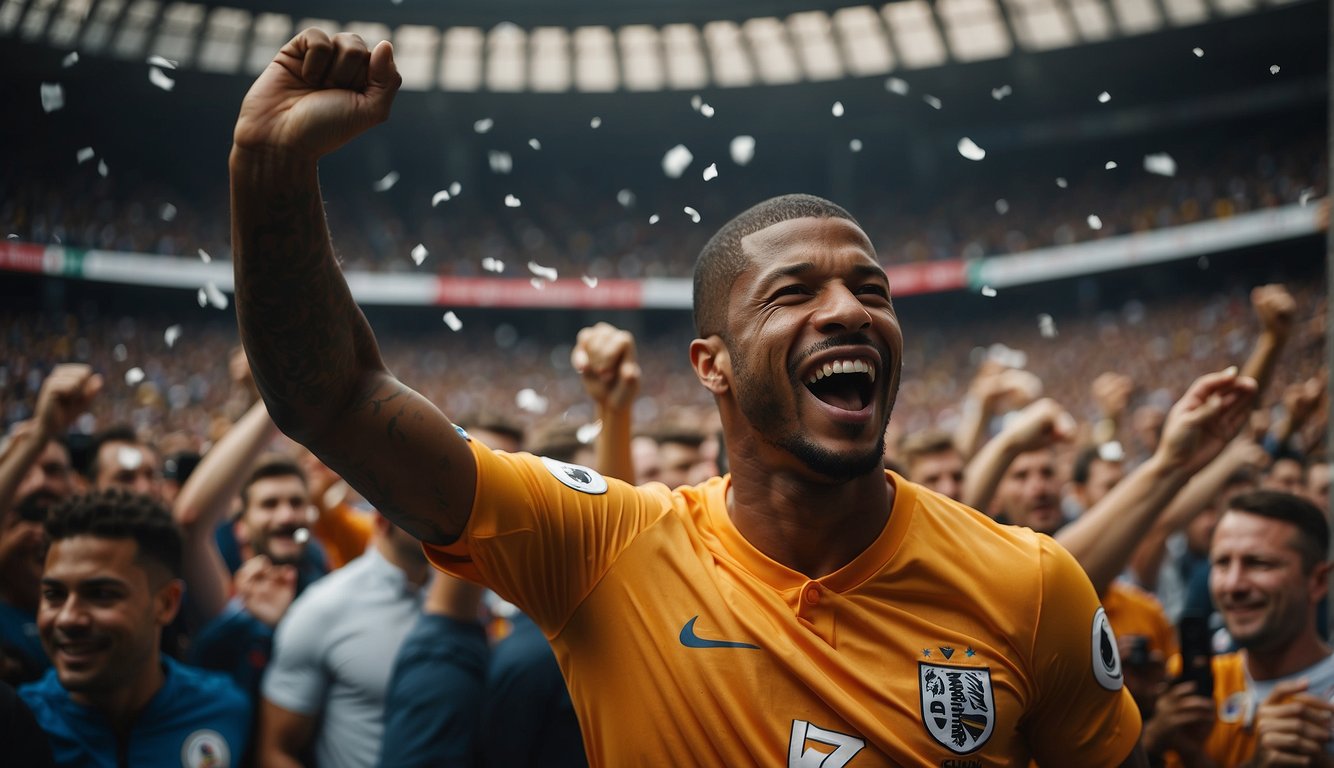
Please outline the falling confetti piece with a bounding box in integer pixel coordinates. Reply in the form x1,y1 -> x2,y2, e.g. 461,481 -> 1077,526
576,421 -> 603,444
831,101 -> 845,117
147,54 -> 178,69
590,116 -> 602,128
528,138 -> 541,150
957,137 -> 986,161
1299,188 -> 1314,206
849,139 -> 863,152
699,103 -> 715,118
411,244 -> 428,265
63,51 -> 79,67
662,144 -> 694,178
1192,47 -> 1204,57
41,83 -> 64,113
581,275 -> 599,288
76,146 -> 94,164
125,367 -> 146,386
449,182 -> 462,196
116,446 -> 143,469
1269,65 -> 1280,75
617,189 -> 635,208
149,67 -> 175,91
730,136 -> 756,166
690,94 -> 703,111
1038,314 -> 1057,339
995,199 -> 1009,214
198,248 -> 211,263
923,95 -> 942,110
372,171 -> 400,192
473,117 -> 494,133
702,163 -> 718,181
294,528 -> 310,544
481,257 -> 505,273
981,286 -> 997,297
164,325 -> 182,348
991,84 -> 1012,100
1104,161 -> 1118,170
197,288 -> 208,307
204,282 -> 229,309
504,194 -> 522,208
885,77 -> 909,95
1143,153 -> 1177,177
1197,256 -> 1209,270
683,206 -> 701,223
1097,91 -> 1110,103
648,214 -> 660,224
488,151 -> 513,174
6,234 -> 17,240
1087,215 -> 1103,230
159,203 -> 177,222
431,190 -> 451,206
527,261 -> 558,282
113,344 -> 128,362
515,388 -> 549,414
97,159 -> 108,177
1056,177 -> 1068,188
442,311 -> 463,331
529,278 -> 546,290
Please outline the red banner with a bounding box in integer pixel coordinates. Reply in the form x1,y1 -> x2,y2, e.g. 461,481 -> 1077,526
883,260 -> 967,296
0,242 -> 47,274
434,277 -> 645,308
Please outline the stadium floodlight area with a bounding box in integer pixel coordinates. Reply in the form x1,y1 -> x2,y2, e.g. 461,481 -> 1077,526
0,0 -> 1312,90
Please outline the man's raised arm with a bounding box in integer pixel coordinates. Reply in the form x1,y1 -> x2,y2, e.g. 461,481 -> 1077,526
230,29 -> 474,545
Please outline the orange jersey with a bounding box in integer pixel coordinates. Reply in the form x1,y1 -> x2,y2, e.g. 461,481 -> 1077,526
1104,581 -> 1179,661
426,443 -> 1140,766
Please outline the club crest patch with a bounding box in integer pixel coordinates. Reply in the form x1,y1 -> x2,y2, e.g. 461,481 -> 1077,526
1091,606 -> 1124,691
180,729 -> 229,768
540,456 -> 608,494
919,662 -> 995,754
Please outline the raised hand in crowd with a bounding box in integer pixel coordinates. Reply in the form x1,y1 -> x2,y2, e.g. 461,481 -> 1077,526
961,396 -> 1074,513
1241,283 -> 1297,403
1245,678 -> 1334,768
233,554 -> 298,629
1091,371 -> 1135,444
571,322 -> 641,483
953,358 -> 1043,460
1141,680 -> 1216,767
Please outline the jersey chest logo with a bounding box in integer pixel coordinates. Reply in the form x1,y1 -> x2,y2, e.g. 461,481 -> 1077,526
181,729 -> 229,768
919,662 -> 995,754
540,456 -> 608,494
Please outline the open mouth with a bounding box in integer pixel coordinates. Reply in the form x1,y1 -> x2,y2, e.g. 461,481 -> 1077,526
804,359 -> 877,412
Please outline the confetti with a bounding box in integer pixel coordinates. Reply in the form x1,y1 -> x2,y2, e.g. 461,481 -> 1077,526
849,139 -> 863,152
504,194 -> 521,208
885,77 -> 909,95
1087,215 -> 1103,230
164,325 -> 182,348
648,214 -> 660,224
198,248 -> 211,263
529,278 -> 547,290
1056,177 -> 1068,188
431,190 -> 452,206
995,199 -> 1009,215
149,67 -> 175,91
515,388 -> 549,414
831,101 -> 845,117
1097,441 -> 1124,461
197,288 -> 208,307
1299,188 -> 1314,206
662,144 -> 694,178
957,137 -> 986,161
576,421 -> 603,444
125,367 -> 146,386
41,83 -> 64,113
62,52 -> 79,68
488,151 -> 513,174
590,116 -> 602,128
1143,153 -> 1177,177
449,182 -> 462,196
683,206 -> 701,223
113,344 -> 128,362
473,117 -> 494,133
991,84 -> 1012,100
5,234 -> 17,240
442,311 -> 463,331
527,261 -> 558,282
147,54 -> 178,69
581,275 -> 599,288
203,281 -> 229,310
116,446 -> 144,469
294,528 -> 310,544
411,244 -> 428,265
97,159 -> 108,177
159,203 -> 177,222
76,146 -> 95,164
702,163 -> 718,181
481,257 -> 505,273
1269,64 -> 1280,75
372,171 -> 400,192
1097,91 -> 1110,103
1037,314 -> 1057,339
690,94 -> 703,111
923,95 -> 942,110
699,103 -> 715,118
1104,161 -> 1118,170
730,136 -> 756,166
617,189 -> 636,208
528,138 -> 541,150
980,286 -> 997,297
1192,47 -> 1204,57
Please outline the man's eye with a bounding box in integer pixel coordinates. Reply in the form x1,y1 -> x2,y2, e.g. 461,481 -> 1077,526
771,285 -> 809,299
856,284 -> 890,298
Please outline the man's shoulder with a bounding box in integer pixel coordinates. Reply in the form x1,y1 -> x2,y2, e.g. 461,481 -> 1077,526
162,657 -> 248,705
17,669 -> 66,713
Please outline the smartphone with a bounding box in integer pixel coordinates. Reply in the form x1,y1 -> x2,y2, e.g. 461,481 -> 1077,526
1177,616 -> 1214,697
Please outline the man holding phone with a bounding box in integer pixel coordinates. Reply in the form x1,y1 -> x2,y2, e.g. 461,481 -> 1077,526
1148,490 -> 1334,766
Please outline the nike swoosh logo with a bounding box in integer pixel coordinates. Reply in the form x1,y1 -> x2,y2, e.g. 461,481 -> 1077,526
679,616 -> 760,650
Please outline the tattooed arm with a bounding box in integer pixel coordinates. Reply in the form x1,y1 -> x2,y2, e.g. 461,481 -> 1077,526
231,29 -> 474,545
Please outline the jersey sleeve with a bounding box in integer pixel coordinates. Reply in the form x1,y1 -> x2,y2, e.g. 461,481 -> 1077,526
1024,537 -> 1143,764
423,440 -> 668,634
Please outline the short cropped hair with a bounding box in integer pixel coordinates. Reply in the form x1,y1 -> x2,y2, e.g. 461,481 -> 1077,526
898,430 -> 958,466
45,489 -> 183,579
1224,489 -> 1329,571
240,457 -> 308,508
693,194 -> 859,338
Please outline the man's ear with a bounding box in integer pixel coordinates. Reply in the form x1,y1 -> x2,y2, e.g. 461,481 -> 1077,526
153,578 -> 184,627
1310,560 -> 1332,604
690,337 -> 730,396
